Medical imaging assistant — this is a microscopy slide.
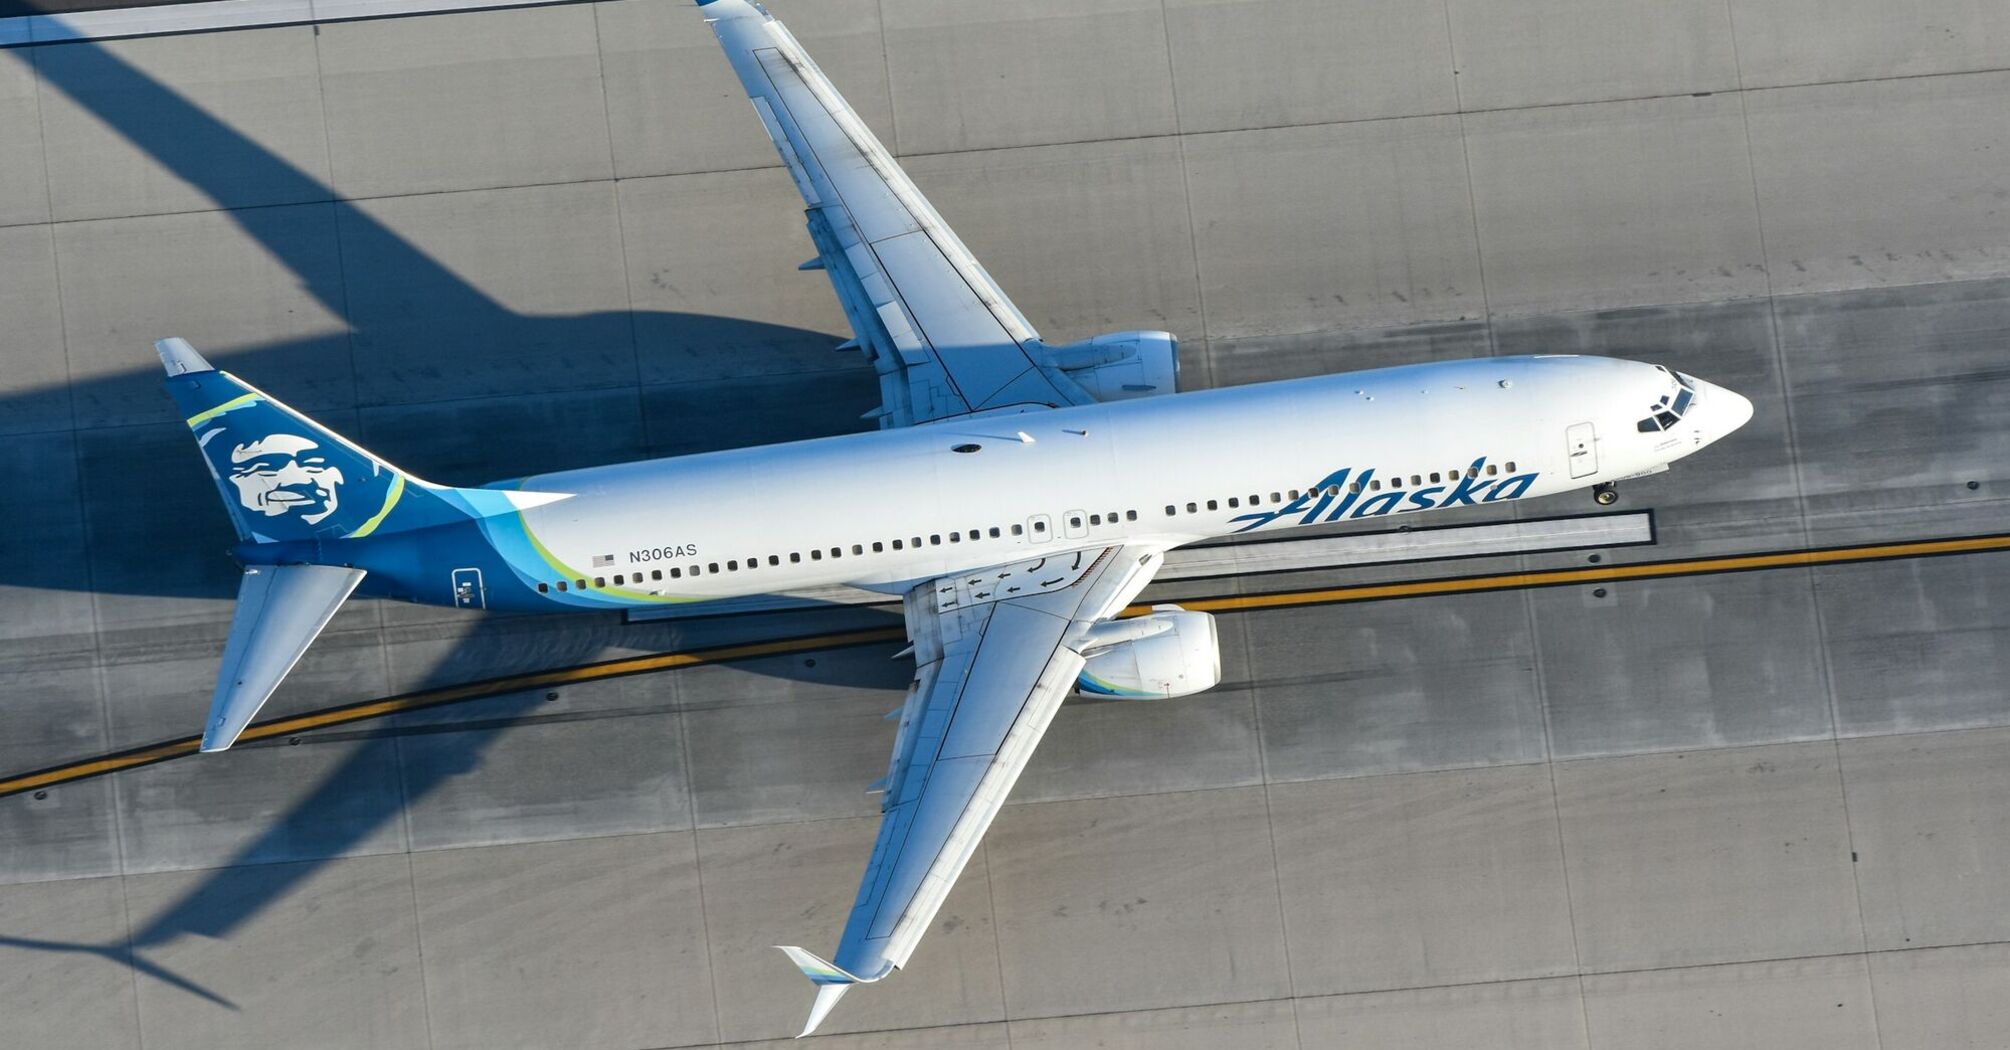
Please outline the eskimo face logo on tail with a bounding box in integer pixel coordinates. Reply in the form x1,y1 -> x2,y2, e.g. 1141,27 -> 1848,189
1230,458 -> 1540,534
225,434 -> 345,524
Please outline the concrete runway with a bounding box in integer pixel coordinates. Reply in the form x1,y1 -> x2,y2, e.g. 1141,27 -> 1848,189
3,0 -> 2010,1046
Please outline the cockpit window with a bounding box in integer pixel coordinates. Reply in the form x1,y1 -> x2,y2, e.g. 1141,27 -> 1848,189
1637,366 -> 1701,432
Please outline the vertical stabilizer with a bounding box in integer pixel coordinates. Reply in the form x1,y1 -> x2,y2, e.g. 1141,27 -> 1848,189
204,564 -> 365,752
158,337 -> 572,749
157,337 -> 460,545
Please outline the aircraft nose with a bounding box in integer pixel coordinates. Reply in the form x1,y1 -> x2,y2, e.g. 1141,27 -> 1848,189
1701,380 -> 1754,441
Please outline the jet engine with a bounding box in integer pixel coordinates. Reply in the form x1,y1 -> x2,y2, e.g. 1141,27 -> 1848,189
1074,606 -> 1221,699
1042,330 -> 1179,402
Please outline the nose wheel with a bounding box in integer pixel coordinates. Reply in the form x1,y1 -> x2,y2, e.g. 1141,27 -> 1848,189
1593,482 -> 1619,506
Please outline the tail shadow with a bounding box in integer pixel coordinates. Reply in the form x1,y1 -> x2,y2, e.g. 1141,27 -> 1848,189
4,19 -> 887,1008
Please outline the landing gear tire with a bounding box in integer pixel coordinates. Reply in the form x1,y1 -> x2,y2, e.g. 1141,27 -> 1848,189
1593,483 -> 1618,506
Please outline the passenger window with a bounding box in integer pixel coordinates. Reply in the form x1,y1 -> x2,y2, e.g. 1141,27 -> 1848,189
726,561 -> 737,571
1165,505 -> 1177,516
595,577 -> 606,588
931,534 -> 942,545
1391,477 -> 1403,489
789,552 -> 801,563
1324,485 -> 1340,496
1506,461 -> 1517,472
670,568 -> 682,578
1349,482 -> 1362,493
872,542 -> 884,552
1410,475 -> 1421,486
1206,500 -> 1218,511
1370,480 -> 1381,491
989,527 -> 1001,538
652,570 -> 663,581
1486,464 -> 1499,476
852,544 -> 864,555
745,559 -> 756,570
556,580 -> 568,591
912,536 -> 924,545
950,533 -> 961,543
1224,500 -> 1237,510
613,574 -> 625,585
1092,512 -> 1105,523
830,547 -> 841,558
1012,524 -> 1025,535
537,582 -> 549,594
708,563 -> 720,573
1126,510 -> 1137,521
1289,490 -> 1301,499
1270,492 -> 1282,503
892,539 -> 904,550
1430,472 -> 1441,483
1069,516 -> 1082,527
811,550 -> 822,560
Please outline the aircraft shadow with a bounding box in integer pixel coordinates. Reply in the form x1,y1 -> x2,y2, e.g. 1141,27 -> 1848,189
4,31 -> 902,1003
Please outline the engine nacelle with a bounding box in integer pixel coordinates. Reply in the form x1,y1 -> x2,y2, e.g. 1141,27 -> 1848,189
1074,607 -> 1221,699
1043,330 -> 1179,402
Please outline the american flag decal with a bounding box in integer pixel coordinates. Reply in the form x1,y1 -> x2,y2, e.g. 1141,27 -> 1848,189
591,554 -> 614,568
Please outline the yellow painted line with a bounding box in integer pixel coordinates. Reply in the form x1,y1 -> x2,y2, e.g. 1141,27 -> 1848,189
0,627 -> 901,798
5,532 -> 2007,799
1170,533 -> 2010,616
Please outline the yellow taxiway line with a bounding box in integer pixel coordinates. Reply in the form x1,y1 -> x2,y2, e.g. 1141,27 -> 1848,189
5,531 -> 2007,799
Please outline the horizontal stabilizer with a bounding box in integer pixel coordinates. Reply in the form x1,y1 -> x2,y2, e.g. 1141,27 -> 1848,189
203,564 -> 365,752
776,944 -> 877,1037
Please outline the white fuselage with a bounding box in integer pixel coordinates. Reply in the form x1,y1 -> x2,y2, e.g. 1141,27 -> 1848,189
503,355 -> 1750,607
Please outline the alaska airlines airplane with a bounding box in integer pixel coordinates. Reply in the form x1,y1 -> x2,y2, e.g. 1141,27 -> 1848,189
159,0 -> 1751,1036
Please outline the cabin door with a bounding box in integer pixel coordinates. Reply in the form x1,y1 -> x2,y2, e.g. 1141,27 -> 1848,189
1566,422 -> 1598,478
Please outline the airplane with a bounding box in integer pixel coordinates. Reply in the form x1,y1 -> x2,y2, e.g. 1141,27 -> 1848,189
156,0 -> 1752,1036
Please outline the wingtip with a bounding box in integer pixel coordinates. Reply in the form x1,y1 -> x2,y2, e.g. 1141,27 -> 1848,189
775,945 -> 866,1037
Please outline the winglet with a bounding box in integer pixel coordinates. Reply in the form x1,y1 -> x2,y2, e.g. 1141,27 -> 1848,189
776,945 -> 867,1037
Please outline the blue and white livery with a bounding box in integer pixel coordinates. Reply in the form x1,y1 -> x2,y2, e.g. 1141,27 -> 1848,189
160,0 -> 1754,1037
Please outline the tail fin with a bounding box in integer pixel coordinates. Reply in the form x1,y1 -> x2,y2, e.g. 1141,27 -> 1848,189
775,945 -> 878,1038
158,338 -> 565,750
159,337 -> 513,545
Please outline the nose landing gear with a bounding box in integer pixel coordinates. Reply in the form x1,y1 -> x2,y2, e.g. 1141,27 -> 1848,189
1593,482 -> 1619,506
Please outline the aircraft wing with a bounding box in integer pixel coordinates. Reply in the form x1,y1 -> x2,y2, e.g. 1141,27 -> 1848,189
701,0 -> 1095,427
776,543 -> 1166,1036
